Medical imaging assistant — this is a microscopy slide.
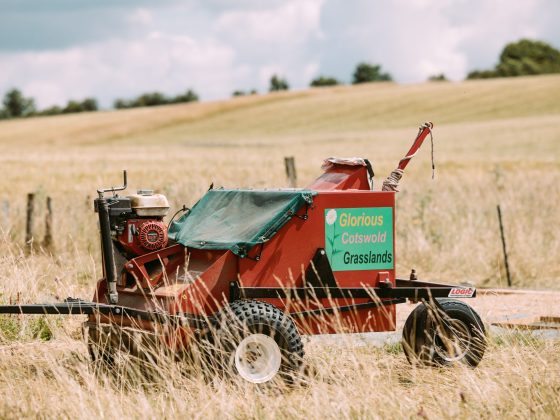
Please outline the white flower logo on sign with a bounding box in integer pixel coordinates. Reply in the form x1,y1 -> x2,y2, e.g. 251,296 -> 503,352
326,209 -> 337,225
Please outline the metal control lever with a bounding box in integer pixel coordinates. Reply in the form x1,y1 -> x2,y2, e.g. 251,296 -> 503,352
97,170 -> 127,198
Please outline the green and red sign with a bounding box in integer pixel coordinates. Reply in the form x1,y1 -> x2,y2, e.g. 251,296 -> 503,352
324,207 -> 394,271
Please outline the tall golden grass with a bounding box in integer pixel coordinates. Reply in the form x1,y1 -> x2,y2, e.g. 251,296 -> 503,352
0,308 -> 558,418
0,75 -> 558,417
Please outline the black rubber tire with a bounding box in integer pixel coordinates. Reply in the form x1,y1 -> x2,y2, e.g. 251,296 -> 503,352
402,299 -> 486,367
212,300 -> 304,383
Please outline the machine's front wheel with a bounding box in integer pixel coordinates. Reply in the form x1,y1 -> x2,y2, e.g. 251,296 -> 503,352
214,300 -> 304,384
402,299 -> 486,367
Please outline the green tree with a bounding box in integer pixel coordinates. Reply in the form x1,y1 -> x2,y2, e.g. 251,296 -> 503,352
269,75 -> 289,92
134,92 -> 168,107
38,105 -> 63,116
114,98 -> 131,109
61,97 -> 98,114
81,98 -> 98,111
2,88 -> 36,118
428,73 -> 448,82
310,76 -> 340,87
468,39 -> 560,79
171,89 -> 199,104
466,69 -> 497,79
497,39 -> 560,76
114,88 -> 198,109
352,63 -> 392,84
62,100 -> 82,113
232,89 -> 257,97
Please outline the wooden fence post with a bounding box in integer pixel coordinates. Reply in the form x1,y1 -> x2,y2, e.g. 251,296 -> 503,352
497,205 -> 512,287
25,193 -> 35,253
284,156 -> 297,188
43,196 -> 54,252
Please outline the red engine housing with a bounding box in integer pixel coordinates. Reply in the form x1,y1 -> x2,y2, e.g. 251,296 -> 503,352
117,219 -> 168,256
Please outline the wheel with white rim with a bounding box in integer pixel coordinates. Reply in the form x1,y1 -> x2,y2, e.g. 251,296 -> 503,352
402,299 -> 486,367
234,333 -> 282,383
432,318 -> 473,362
214,300 -> 304,384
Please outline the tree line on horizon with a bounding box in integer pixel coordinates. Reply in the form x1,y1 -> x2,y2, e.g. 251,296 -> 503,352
467,39 -> 560,79
1,38 -> 558,120
238,38 -> 560,95
0,91 -> 98,119
113,89 -> 199,109
232,62 -> 392,97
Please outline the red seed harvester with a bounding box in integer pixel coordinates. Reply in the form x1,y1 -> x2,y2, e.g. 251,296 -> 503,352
0,122 -> 486,383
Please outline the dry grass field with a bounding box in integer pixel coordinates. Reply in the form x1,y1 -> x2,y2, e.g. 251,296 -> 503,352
0,74 -> 559,418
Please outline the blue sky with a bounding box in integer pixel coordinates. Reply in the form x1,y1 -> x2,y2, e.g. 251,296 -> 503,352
0,0 -> 558,108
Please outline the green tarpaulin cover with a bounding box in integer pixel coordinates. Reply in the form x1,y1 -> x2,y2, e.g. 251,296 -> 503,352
168,189 -> 316,257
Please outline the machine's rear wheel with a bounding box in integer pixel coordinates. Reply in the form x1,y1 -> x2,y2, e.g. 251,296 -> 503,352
213,300 -> 304,384
402,299 -> 486,367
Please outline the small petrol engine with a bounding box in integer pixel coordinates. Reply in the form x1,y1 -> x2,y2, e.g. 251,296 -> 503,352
96,190 -> 170,257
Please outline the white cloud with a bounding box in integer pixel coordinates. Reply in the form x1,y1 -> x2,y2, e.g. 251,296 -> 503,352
384,0 -> 470,82
451,0 -> 546,70
214,0 -> 324,91
317,0 -> 471,82
0,0 -> 558,108
315,0 -> 557,83
128,8 -> 153,26
215,0 -> 324,45
0,34 -> 236,108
